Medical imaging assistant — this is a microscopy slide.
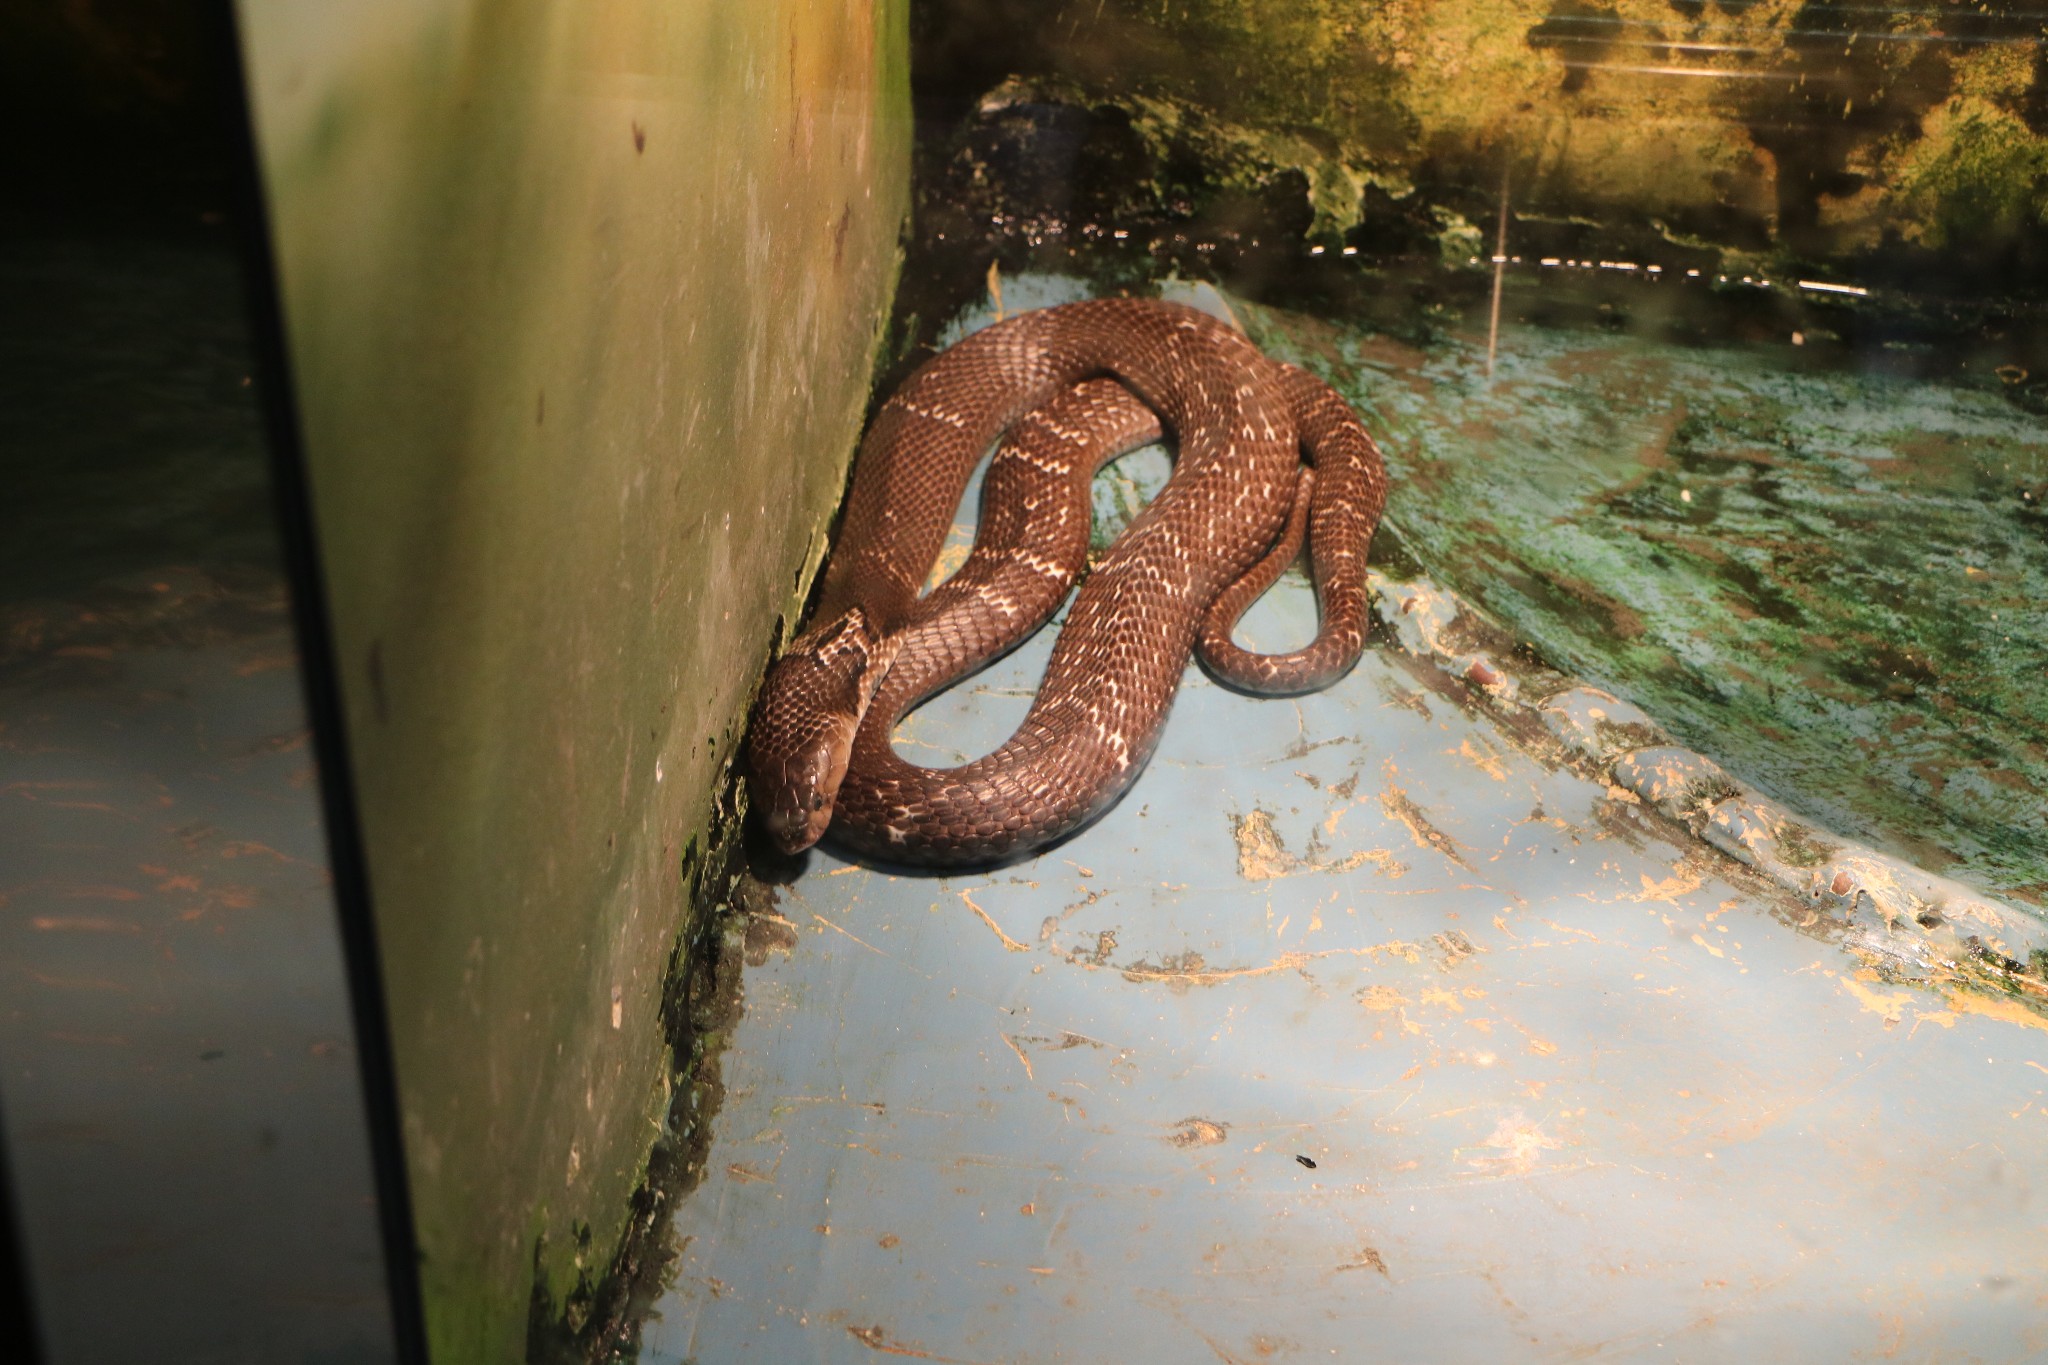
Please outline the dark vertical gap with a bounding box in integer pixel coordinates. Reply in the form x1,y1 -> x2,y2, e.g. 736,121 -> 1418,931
205,5 -> 430,1360
0,1098 -> 45,1365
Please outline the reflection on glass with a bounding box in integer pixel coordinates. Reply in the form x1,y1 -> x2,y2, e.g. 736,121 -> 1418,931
0,9 -> 397,1362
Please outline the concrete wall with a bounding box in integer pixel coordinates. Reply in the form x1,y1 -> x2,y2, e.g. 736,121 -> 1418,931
236,1 -> 909,1356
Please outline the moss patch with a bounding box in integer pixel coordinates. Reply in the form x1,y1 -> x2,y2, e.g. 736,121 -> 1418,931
1239,294 -> 2048,910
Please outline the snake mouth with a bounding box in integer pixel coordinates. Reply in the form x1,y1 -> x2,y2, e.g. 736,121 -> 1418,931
763,801 -> 833,855
751,713 -> 855,856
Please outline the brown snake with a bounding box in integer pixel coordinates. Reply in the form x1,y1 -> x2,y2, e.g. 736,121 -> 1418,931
747,298 -> 1389,867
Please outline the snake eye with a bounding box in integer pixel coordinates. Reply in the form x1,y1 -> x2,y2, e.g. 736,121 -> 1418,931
810,792 -> 826,812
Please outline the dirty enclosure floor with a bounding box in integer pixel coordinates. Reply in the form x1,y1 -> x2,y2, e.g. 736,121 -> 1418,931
643,291 -> 2048,1363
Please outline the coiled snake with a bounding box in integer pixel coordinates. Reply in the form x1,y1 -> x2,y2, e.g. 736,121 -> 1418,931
747,298 -> 1389,867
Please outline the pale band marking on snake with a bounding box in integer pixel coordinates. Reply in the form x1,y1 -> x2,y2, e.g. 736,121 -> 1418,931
747,297 -> 1390,867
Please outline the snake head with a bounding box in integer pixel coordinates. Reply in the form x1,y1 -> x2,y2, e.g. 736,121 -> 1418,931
747,608 -> 888,855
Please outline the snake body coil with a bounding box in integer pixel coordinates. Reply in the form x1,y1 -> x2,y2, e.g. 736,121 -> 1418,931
748,298 -> 1388,867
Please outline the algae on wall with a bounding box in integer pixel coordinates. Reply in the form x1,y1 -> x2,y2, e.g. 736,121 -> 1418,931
235,1 -> 909,1357
916,0 -> 2048,282
1235,297 -> 2048,909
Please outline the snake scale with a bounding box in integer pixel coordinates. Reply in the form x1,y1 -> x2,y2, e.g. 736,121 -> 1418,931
747,298 -> 1389,867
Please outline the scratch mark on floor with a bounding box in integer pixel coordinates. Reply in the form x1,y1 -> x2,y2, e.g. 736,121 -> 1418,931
960,889 -> 1032,952
1000,1032 -> 1034,1080
1379,783 -> 1473,870
813,913 -> 888,956
846,1323 -> 998,1363
1117,942 -> 1423,987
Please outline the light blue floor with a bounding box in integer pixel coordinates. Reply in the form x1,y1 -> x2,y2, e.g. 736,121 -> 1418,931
645,288 -> 2048,1361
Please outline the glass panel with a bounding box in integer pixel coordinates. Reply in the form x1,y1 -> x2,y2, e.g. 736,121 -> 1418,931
0,9 -> 402,1361
653,5 -> 2048,1361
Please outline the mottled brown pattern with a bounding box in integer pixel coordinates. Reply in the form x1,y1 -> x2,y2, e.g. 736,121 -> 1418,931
748,299 -> 1389,866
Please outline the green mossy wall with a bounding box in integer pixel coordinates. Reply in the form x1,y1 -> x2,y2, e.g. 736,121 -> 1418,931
237,1 -> 910,1357
918,0 -> 2048,278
